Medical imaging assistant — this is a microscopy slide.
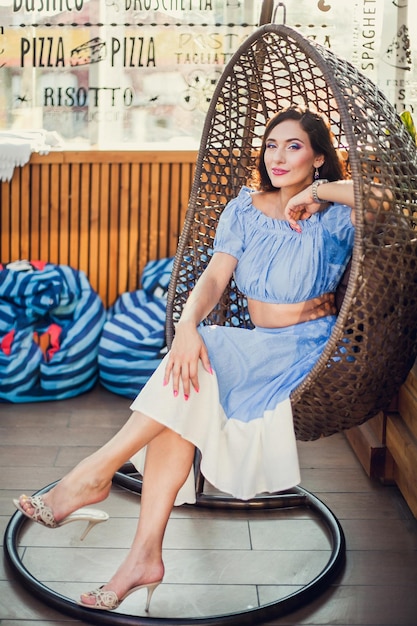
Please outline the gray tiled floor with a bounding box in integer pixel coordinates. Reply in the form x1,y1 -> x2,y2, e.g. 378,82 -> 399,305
1,385 -> 417,625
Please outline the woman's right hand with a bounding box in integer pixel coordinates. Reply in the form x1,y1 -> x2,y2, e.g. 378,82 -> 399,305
163,320 -> 212,400
162,251 -> 236,399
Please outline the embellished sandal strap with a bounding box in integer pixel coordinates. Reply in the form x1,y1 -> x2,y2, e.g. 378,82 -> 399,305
85,587 -> 120,609
26,495 -> 58,528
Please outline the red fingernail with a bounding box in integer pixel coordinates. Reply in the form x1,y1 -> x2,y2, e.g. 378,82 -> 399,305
184,394 -> 189,401
173,390 -> 178,397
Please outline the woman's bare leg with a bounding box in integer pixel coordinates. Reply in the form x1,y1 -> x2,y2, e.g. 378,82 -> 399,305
80,428 -> 195,604
18,411 -> 173,522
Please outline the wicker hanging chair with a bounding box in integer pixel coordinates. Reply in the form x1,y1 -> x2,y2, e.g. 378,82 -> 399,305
165,23 -> 417,442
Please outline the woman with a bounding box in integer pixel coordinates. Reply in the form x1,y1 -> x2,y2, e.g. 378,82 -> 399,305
15,106 -> 359,612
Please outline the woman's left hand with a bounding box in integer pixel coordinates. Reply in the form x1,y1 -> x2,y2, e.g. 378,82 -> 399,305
284,185 -> 324,232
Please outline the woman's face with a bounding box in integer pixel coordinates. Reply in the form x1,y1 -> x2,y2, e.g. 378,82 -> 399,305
263,119 -> 323,190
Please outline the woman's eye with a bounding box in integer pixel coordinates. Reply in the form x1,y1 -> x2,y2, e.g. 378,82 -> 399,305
266,142 -> 276,149
288,143 -> 301,150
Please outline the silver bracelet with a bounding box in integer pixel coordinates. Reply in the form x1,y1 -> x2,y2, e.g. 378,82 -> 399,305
311,179 -> 329,203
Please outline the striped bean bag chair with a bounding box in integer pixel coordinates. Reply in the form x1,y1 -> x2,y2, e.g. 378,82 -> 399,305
0,261 -> 106,402
98,257 -> 173,398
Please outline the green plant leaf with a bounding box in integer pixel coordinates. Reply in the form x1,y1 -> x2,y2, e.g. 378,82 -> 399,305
400,111 -> 417,144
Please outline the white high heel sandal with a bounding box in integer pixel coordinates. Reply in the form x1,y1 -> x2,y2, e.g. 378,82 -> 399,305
78,581 -> 162,612
13,494 -> 109,541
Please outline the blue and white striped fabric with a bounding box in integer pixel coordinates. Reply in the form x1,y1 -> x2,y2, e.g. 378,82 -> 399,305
98,257 -> 173,398
141,256 -> 174,299
0,263 -> 105,402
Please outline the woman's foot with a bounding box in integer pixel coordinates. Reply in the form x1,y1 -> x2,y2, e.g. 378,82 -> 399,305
13,494 -> 109,540
79,552 -> 164,610
79,580 -> 162,612
16,456 -> 112,524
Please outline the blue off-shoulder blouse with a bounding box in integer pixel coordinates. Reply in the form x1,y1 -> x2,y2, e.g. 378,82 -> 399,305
213,186 -> 355,304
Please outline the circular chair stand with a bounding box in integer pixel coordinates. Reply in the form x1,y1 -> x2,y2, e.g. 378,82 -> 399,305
4,474 -> 345,625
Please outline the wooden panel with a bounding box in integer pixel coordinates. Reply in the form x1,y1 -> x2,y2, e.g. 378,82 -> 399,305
148,161 -> 161,263
398,385 -> 417,441
347,359 -> 417,514
11,169 -> 21,262
345,414 -> 387,479
79,162 -> 91,274
0,180 -> 10,262
49,164 -> 60,265
0,150 -> 197,307
128,163 -> 140,291
108,162 -> 121,306
118,163 -> 130,297
69,163 -> 81,270
386,412 -> 417,517
403,359 -> 417,396
31,164 -> 41,260
20,166 -> 30,260
398,362 -> 417,440
88,163 -> 100,290
366,411 -> 386,443
138,162 -> 151,284
40,164 -> 50,261
59,163 -> 70,266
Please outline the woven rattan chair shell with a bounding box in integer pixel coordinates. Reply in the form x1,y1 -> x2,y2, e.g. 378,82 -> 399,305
166,24 -> 417,441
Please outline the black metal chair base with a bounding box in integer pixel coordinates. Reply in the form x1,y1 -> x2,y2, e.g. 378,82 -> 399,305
4,471 -> 345,625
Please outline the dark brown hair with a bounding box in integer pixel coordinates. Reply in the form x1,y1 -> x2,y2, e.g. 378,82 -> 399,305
255,106 -> 345,191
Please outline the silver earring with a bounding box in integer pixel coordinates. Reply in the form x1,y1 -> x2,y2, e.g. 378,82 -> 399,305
314,167 -> 320,180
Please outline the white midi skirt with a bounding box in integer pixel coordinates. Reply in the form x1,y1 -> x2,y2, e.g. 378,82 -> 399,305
129,317 -> 336,505
130,355 -> 298,505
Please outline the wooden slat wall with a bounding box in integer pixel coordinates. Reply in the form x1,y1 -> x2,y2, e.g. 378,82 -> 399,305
0,150 -> 197,307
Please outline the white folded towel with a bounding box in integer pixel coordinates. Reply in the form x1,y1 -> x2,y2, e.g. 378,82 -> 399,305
0,130 -> 62,182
